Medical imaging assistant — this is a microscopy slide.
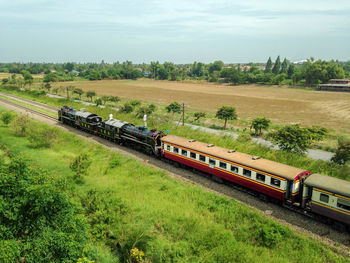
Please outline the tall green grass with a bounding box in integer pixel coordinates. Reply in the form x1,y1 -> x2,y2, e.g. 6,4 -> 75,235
0,107 -> 348,262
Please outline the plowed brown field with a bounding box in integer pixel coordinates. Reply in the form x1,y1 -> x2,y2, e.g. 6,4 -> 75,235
53,79 -> 350,133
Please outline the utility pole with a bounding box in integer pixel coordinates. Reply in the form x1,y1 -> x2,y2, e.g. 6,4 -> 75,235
182,103 -> 185,126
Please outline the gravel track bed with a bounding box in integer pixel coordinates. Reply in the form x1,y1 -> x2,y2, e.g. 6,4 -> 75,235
0,98 -> 349,256
0,91 -> 57,111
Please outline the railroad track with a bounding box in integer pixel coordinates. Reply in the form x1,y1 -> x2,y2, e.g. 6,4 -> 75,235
0,95 -> 349,252
0,97 -> 57,121
0,91 -> 57,112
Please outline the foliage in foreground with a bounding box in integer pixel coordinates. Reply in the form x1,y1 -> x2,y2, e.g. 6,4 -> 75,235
0,154 -> 90,262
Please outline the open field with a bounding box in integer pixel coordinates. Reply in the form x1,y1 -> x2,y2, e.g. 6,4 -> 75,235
52,79 -> 350,135
0,72 -> 43,79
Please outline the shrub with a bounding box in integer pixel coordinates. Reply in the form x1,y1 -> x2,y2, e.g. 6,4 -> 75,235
331,138 -> 350,165
12,115 -> 30,136
255,223 -> 290,248
130,100 -> 141,107
135,105 -> 156,118
95,98 -> 102,106
28,126 -> 58,148
166,102 -> 181,114
236,133 -> 251,143
193,112 -> 206,122
1,112 -> 13,125
0,155 -> 89,262
70,153 -> 91,181
120,103 -> 133,113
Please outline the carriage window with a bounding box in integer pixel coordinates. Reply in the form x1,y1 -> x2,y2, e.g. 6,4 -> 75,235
320,193 -> 329,203
190,152 -> 196,159
243,169 -> 251,177
219,162 -> 227,169
256,173 -> 265,182
231,165 -> 238,173
166,145 -> 171,151
209,159 -> 216,166
173,147 -> 179,153
271,178 -> 281,187
182,149 -> 187,156
337,198 -> 350,211
199,155 -> 206,162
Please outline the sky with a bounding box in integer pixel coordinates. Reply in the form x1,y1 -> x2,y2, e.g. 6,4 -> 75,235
0,0 -> 349,63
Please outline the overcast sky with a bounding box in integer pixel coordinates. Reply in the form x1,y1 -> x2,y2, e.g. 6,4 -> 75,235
0,0 -> 349,63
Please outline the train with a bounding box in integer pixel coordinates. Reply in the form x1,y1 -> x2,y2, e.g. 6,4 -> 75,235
58,106 -> 350,231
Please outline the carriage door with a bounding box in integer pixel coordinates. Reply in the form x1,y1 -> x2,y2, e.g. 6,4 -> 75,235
285,180 -> 292,201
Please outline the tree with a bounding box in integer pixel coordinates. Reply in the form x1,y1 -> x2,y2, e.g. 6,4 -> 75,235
86,91 -> 96,102
65,85 -> 75,99
73,88 -> 84,100
250,117 -> 271,135
281,58 -> 288,74
331,138 -> 350,165
101,96 -> 109,104
193,112 -> 206,122
303,58 -> 345,86
21,70 -> 33,86
95,98 -> 102,106
272,56 -> 281,74
264,57 -> 272,73
166,102 -> 181,114
64,62 -> 74,72
216,106 -> 237,129
208,61 -> 224,74
268,124 -> 311,154
150,61 -> 160,79
287,64 -> 295,78
44,83 -> 51,92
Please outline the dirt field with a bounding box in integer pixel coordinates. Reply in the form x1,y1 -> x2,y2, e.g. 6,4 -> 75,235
52,79 -> 350,133
0,72 -> 43,79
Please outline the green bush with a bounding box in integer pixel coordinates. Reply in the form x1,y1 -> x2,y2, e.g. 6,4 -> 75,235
0,155 -> 90,262
120,103 -> 133,113
27,126 -> 58,148
1,111 -> 13,125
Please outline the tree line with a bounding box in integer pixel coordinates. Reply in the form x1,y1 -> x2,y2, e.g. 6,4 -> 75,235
1,57 -> 349,87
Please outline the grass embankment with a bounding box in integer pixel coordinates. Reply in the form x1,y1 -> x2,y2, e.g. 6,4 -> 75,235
0,85 -> 349,181
0,94 -> 56,117
0,107 -> 349,262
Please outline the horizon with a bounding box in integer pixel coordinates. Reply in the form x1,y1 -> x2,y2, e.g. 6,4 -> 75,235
1,0 -> 349,63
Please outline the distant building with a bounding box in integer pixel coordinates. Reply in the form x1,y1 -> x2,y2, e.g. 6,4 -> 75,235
293,60 -> 308,65
318,79 -> 350,92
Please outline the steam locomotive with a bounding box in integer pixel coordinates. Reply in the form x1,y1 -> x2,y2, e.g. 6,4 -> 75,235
58,106 -> 350,231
